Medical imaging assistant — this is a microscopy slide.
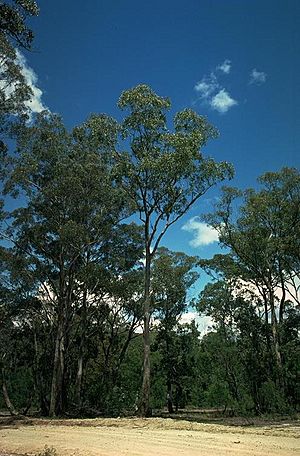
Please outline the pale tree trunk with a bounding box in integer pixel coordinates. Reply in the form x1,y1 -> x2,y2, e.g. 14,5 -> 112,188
139,233 -> 152,417
75,336 -> 85,407
49,262 -> 74,417
269,291 -> 282,367
278,267 -> 286,324
49,305 -> 65,417
167,379 -> 174,414
1,368 -> 18,416
75,355 -> 83,406
268,288 -> 284,389
75,286 -> 87,406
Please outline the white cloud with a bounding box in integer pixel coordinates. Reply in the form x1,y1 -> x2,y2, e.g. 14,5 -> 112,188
217,59 -> 231,74
15,50 -> 47,114
135,312 -> 214,337
194,81 -> 213,98
182,217 -> 219,247
194,73 -> 218,99
194,63 -> 237,114
210,89 -> 238,113
180,311 -> 213,336
249,68 -> 267,85
179,311 -> 197,325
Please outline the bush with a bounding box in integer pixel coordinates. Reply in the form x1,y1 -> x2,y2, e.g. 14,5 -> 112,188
259,380 -> 288,413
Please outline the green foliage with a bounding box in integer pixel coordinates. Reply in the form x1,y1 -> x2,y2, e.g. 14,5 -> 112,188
84,334 -> 144,415
205,380 -> 231,407
0,0 -> 39,154
258,380 -> 289,414
205,168 -> 300,304
0,1 -> 39,49
152,247 -> 199,324
116,84 -> 234,242
196,168 -> 300,414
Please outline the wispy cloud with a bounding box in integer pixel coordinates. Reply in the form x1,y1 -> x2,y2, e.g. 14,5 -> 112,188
249,68 -> 267,85
194,73 -> 219,99
182,217 -> 219,247
15,50 -> 47,114
194,60 -> 237,114
210,89 -> 238,114
217,59 -> 231,74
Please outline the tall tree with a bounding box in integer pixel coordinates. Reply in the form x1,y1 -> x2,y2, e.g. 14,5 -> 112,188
116,84 -> 234,415
203,167 -> 300,390
1,112 -> 141,416
152,247 -> 199,412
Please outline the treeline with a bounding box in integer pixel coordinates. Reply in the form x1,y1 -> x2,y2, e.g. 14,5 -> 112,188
0,1 -> 299,418
0,158 -> 299,417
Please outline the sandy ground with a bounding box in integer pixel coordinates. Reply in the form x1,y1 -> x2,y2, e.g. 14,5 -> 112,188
0,418 -> 299,456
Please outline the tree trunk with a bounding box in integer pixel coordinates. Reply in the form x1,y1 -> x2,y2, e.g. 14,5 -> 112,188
269,289 -> 284,390
165,329 -> 174,413
49,309 -> 65,417
278,267 -> 286,324
75,354 -> 83,406
1,368 -> 18,416
175,383 -> 183,412
167,379 -> 174,413
269,292 -> 282,367
22,396 -> 32,416
139,239 -> 152,417
75,286 -> 87,406
33,328 -> 49,415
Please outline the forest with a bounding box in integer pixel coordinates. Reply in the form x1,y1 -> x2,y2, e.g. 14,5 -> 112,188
0,1 -> 299,420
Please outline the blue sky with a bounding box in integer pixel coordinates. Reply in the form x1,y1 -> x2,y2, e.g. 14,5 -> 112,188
12,0 -> 300,294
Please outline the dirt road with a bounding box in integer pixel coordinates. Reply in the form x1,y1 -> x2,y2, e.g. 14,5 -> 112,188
0,418 -> 299,456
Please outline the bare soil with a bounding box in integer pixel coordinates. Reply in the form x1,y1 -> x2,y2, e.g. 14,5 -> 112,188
0,417 -> 299,456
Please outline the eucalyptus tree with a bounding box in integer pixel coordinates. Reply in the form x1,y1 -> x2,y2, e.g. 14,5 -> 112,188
1,111 -> 142,416
152,247 -> 199,412
197,280 -> 260,412
116,84 -> 234,415
203,167 -> 300,389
